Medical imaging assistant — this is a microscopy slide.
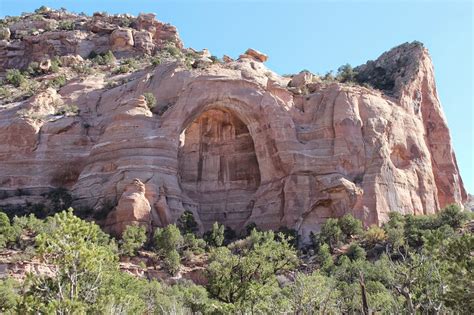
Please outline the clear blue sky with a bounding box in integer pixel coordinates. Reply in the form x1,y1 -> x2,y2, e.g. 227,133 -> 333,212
1,0 -> 473,193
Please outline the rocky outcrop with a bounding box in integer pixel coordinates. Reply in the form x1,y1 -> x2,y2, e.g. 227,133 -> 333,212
0,11 -> 182,71
239,48 -> 268,62
104,179 -> 152,236
0,9 -> 466,241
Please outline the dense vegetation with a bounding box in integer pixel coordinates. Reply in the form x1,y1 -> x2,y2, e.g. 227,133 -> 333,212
0,205 -> 472,314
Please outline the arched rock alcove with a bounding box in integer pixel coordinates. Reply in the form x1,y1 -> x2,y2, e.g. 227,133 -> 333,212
178,108 -> 261,230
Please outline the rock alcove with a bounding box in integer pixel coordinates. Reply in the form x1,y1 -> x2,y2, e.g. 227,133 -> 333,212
178,108 -> 261,230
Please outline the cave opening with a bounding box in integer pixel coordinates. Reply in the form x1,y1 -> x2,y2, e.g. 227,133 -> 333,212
178,108 -> 261,231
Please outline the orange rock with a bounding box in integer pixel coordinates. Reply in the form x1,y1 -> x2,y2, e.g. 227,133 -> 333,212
0,12 -> 466,243
104,179 -> 152,236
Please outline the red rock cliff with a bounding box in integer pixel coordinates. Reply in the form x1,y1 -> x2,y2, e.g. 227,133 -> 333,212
0,10 -> 466,239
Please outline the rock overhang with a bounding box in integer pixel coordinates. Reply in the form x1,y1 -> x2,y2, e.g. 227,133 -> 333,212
0,8 -> 466,240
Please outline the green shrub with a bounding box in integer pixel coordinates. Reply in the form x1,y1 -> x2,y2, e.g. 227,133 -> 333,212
151,57 -> 161,66
121,225 -> 147,256
0,277 -> 19,311
0,86 -> 11,99
143,92 -> 156,110
276,226 -> 299,248
365,225 -> 387,246
165,45 -> 180,57
437,204 -> 468,229
346,243 -> 366,261
49,74 -> 67,89
26,62 -> 41,76
6,69 -> 26,87
322,71 -> 335,82
72,63 -> 94,75
163,249 -> 181,275
204,222 -> 225,247
317,243 -> 334,274
336,64 -> 357,83
50,57 -> 61,73
92,51 -> 116,66
47,187 -> 73,212
114,65 -> 130,74
183,233 -> 206,254
177,210 -> 199,235
319,218 -> 342,249
123,58 -> 139,68
34,6 -> 49,14
58,20 -> 75,31
154,224 -> 183,253
0,212 -> 11,248
243,222 -> 259,237
338,214 -> 363,238
54,104 -> 79,116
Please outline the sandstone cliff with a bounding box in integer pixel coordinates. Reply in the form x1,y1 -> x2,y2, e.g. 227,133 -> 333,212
0,8 -> 466,239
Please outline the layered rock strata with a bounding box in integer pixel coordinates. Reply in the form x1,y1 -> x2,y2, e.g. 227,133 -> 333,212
0,11 -> 466,238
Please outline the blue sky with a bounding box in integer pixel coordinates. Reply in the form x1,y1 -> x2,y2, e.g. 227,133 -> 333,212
1,0 -> 473,193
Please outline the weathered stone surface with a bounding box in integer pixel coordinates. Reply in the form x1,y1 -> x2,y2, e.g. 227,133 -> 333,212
240,48 -> 268,62
0,27 -> 11,40
0,11 -> 182,71
110,28 -> 134,51
288,71 -> 314,88
104,178 -> 152,236
0,11 -> 466,242
59,54 -> 84,67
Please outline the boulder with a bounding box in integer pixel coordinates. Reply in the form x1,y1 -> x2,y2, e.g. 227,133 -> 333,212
110,28 -> 134,51
0,27 -> 11,40
59,54 -> 84,67
288,71 -> 313,88
104,179 -> 152,237
133,30 -> 155,54
240,48 -> 268,62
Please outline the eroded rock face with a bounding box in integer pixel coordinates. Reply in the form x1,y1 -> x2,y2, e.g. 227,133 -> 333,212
0,10 -> 466,242
0,11 -> 182,71
104,178 -> 152,236
178,108 -> 261,230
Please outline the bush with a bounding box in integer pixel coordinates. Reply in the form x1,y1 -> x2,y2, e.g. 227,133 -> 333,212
47,187 -> 73,212
121,225 -> 147,256
50,58 -> 61,73
276,227 -> 299,248
0,277 -> 19,311
243,222 -> 259,237
151,57 -> 161,66
338,214 -> 363,238
163,249 -> 181,275
365,225 -> 387,246
92,51 -> 116,66
143,92 -> 156,110
346,243 -> 366,261
54,104 -> 79,116
114,65 -> 130,74
0,212 -> 12,248
204,222 -> 225,247
154,224 -> 183,253
317,243 -> 334,274
320,218 -> 342,249
183,233 -> 206,254
58,20 -> 75,31
49,75 -> 67,89
336,64 -> 357,83
34,6 -> 49,14
165,45 -> 181,57
6,69 -> 26,87
177,211 -> 199,235
438,204 -> 468,229
26,62 -> 41,76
